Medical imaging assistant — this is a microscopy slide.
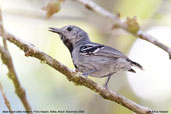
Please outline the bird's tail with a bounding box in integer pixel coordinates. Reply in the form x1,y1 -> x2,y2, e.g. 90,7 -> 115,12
127,59 -> 143,70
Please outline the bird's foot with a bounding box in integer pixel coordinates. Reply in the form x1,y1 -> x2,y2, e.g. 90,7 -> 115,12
82,69 -> 98,77
103,83 -> 109,89
82,72 -> 89,77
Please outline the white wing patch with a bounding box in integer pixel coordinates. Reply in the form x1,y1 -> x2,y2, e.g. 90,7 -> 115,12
80,44 -> 104,56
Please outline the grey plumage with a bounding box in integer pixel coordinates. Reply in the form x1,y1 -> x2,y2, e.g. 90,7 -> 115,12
49,25 -> 143,88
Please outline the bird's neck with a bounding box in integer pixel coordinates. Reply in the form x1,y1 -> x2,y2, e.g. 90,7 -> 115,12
65,39 -> 90,53
74,39 -> 91,48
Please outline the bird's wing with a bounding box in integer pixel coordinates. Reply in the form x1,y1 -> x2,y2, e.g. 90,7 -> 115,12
79,43 -> 143,70
79,43 -> 127,59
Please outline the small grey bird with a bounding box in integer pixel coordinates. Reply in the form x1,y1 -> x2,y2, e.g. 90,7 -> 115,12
49,25 -> 143,88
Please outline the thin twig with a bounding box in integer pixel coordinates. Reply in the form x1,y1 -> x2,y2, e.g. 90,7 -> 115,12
74,0 -> 171,59
0,7 -> 32,113
137,30 -> 171,59
0,81 -> 13,114
0,33 -> 153,114
0,8 -> 7,49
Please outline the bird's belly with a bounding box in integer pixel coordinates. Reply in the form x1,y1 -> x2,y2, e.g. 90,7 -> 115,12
75,56 -> 121,77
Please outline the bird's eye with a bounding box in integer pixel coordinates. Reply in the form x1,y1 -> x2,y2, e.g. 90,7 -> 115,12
67,27 -> 72,32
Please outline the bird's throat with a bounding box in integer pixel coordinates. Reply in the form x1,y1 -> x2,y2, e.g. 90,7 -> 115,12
63,39 -> 73,53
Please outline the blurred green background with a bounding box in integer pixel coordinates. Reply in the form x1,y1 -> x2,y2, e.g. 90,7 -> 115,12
0,0 -> 171,114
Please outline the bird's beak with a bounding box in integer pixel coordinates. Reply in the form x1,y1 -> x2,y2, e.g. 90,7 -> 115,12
48,27 -> 62,34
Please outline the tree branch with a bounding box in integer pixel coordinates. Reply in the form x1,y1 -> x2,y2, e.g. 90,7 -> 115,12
0,81 -> 13,114
0,45 -> 32,113
74,0 -> 171,59
0,7 -> 32,113
0,33 -> 153,114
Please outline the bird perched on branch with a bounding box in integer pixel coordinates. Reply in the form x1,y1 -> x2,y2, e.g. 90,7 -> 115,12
49,25 -> 143,88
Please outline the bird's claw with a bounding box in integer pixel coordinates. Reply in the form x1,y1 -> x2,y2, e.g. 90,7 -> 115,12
82,73 -> 89,77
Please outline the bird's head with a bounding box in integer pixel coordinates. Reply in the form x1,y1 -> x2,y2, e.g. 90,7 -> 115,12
49,25 -> 90,52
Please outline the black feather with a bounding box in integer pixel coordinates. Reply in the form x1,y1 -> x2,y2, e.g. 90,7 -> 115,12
63,39 -> 73,53
127,59 -> 143,70
128,68 -> 136,73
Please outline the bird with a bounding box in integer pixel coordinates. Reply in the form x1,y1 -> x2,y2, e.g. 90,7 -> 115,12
49,25 -> 143,88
